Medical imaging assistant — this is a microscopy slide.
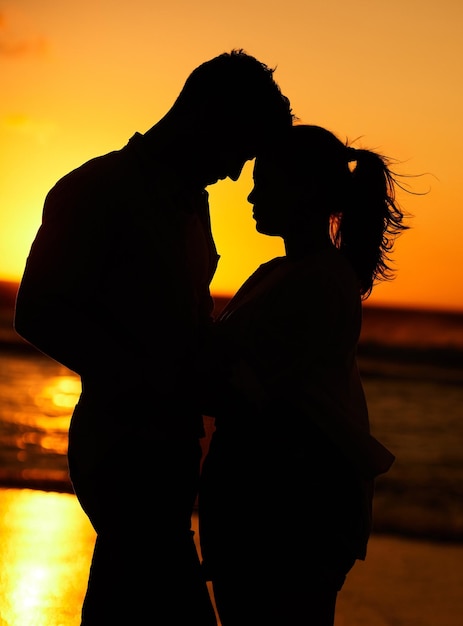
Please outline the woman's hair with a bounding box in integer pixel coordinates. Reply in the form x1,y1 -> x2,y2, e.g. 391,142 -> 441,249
272,124 -> 409,298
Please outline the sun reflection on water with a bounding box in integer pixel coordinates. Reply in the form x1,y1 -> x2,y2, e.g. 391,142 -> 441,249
0,488 -> 95,625
0,354 -> 83,485
35,375 -> 81,416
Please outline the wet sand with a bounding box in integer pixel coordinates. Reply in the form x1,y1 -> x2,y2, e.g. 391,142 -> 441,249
333,534 -> 463,626
0,487 -> 462,625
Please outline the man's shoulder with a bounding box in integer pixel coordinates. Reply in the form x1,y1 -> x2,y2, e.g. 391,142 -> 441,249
49,135 -> 139,198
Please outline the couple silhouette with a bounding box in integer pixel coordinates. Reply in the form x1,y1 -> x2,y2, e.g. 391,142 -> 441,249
15,49 -> 406,625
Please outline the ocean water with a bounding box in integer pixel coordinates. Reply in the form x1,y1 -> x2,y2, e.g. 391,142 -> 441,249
1,289 -> 463,543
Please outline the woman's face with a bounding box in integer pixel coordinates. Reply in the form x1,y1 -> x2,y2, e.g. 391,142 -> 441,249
248,156 -> 300,237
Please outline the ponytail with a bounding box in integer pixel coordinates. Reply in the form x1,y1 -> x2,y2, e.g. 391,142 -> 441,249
333,146 -> 409,298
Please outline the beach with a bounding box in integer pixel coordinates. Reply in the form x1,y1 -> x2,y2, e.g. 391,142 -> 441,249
0,487 -> 462,626
1,283 -> 463,623
334,534 -> 463,626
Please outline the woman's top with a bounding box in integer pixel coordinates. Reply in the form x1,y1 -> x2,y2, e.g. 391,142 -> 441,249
206,245 -> 394,480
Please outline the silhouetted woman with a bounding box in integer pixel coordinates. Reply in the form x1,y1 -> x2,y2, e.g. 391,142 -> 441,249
198,124 -> 408,625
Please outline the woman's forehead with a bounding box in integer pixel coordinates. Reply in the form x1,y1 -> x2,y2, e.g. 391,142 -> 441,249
253,153 -> 290,179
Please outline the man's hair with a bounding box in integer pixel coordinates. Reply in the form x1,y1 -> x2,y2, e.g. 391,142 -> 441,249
172,49 -> 294,137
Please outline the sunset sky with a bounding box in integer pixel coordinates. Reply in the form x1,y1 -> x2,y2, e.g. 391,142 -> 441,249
1,0 -> 462,312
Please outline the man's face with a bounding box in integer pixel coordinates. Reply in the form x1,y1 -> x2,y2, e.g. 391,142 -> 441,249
193,126 -> 256,187
205,149 -> 255,186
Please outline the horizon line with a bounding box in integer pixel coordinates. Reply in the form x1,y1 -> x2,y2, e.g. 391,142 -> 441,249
1,279 -> 462,317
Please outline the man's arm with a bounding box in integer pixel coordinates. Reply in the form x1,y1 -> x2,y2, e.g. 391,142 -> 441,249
14,170 -> 130,376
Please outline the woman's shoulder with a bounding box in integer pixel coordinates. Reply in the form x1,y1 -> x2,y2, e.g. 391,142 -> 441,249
276,247 -> 357,290
275,247 -> 361,321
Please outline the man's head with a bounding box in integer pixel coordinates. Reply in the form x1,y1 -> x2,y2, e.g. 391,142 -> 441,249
168,49 -> 294,186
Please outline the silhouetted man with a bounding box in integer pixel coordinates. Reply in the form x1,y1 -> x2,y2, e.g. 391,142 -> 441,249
14,49 -> 293,624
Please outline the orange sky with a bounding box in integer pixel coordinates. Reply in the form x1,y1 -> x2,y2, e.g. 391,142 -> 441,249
1,1 -> 462,312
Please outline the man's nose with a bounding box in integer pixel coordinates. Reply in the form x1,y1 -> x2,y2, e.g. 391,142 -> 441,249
228,158 -> 248,181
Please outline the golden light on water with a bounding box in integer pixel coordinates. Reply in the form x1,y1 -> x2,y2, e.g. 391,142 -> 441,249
0,354 -> 81,484
0,489 -> 95,625
35,375 -> 81,415
19,374 -> 80,462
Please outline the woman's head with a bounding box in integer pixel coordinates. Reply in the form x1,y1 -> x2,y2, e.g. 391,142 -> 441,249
249,125 -> 351,237
249,124 -> 409,298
